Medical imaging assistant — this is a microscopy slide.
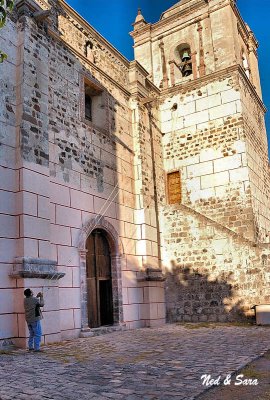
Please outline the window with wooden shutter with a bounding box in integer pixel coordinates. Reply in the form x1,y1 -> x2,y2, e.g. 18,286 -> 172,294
167,171 -> 181,204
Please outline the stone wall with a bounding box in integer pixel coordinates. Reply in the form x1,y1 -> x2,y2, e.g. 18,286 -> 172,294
0,18 -> 19,346
239,74 -> 270,243
0,0 -> 166,346
160,71 -> 256,241
162,204 -> 270,322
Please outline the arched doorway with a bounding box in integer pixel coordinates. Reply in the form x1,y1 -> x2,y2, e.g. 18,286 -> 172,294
86,229 -> 114,327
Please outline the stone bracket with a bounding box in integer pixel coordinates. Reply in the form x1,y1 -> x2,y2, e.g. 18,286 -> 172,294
137,267 -> 165,282
10,257 -> 65,280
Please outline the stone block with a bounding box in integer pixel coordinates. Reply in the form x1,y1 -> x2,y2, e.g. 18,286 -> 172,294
50,182 -> 70,207
56,266 -> 72,288
196,93 -> 221,112
0,314 -> 17,339
94,197 -> 117,219
214,154 -> 242,173
51,224 -> 72,246
209,102 -> 237,120
0,191 -> 16,214
124,222 -> 140,240
0,264 -> 16,288
72,267 -> 81,287
38,240 -> 52,260
57,245 -> 79,267
56,205 -> 82,228
59,287 -> 81,309
16,191 -> 38,217
149,302 -> 158,319
0,238 -> 16,263
0,289 -> 14,314
221,89 -> 241,104
212,238 -> 228,255
38,196 -> 50,219
20,215 -> 50,241
200,148 -> 222,162
229,167 -> 249,183
73,308 -> 81,329
201,171 -> 230,189
187,161 -> 213,178
50,203 -> 56,224
70,189 -> 94,212
44,332 -> 62,344
60,309 -> 75,331
122,270 -> 138,288
184,110 -> 209,127
71,227 -> 81,247
0,167 -> 18,191
17,313 -> 27,340
0,215 -> 18,238
136,239 -> 152,256
123,304 -> 139,322
144,285 -> 165,304
181,101 -> 196,116
128,287 -> 144,304
139,303 -> 149,320
21,168 -> 49,197
17,238 -> 39,258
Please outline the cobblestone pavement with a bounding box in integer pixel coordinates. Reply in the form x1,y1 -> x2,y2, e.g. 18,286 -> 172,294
0,324 -> 270,400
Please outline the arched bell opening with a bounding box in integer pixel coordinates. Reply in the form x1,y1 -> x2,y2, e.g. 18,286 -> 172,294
175,43 -> 193,77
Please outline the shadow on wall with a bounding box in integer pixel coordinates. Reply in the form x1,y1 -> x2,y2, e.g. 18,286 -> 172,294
165,261 -> 253,323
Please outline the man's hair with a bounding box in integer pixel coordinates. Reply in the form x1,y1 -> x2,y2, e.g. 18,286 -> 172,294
24,288 -> 32,297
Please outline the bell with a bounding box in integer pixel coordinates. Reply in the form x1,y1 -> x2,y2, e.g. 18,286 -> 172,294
182,63 -> 192,77
181,51 -> 191,62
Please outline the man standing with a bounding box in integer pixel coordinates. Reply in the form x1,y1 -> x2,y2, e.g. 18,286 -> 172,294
23,289 -> 44,352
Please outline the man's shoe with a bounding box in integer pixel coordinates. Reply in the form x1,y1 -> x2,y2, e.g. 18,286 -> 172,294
28,348 -> 34,351
34,349 -> 44,352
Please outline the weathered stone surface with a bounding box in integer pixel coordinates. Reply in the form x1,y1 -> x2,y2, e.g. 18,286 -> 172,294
0,0 -> 269,346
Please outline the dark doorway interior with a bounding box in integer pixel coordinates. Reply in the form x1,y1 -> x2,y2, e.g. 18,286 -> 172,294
86,229 -> 113,328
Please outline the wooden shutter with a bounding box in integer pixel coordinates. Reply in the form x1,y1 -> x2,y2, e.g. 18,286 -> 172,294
167,171 -> 181,204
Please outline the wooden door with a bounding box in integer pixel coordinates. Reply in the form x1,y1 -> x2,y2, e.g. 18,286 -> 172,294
86,230 -> 113,328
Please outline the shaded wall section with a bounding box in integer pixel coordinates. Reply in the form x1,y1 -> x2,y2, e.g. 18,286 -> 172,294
162,204 -> 270,322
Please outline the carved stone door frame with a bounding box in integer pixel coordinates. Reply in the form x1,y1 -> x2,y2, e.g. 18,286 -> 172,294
77,216 -> 124,333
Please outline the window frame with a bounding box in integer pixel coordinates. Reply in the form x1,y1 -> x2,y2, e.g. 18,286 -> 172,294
166,170 -> 182,205
80,72 -> 109,133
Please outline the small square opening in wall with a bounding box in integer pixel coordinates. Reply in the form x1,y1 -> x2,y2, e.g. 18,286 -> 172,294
83,77 -> 108,131
167,171 -> 181,204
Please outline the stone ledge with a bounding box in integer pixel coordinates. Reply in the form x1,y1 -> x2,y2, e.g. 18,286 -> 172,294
0,339 -> 14,350
80,324 -> 126,338
137,268 -> 166,282
10,257 -> 65,280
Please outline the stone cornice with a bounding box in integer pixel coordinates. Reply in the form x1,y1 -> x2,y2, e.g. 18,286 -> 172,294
232,3 -> 258,50
58,0 -> 130,68
237,65 -> 266,113
129,60 -> 150,78
47,28 -> 157,104
10,257 -> 65,280
132,0 -> 207,41
160,64 -> 267,113
155,0 -> 206,33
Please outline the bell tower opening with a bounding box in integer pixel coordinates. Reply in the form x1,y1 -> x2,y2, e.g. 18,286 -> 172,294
175,43 -> 193,77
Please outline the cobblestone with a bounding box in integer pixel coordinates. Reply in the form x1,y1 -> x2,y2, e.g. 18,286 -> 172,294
0,324 -> 270,399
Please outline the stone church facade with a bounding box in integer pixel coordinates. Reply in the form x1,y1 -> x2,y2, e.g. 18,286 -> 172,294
0,0 -> 269,348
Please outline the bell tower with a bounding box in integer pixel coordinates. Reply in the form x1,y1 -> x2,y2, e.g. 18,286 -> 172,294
131,0 -> 270,322
131,0 -> 270,243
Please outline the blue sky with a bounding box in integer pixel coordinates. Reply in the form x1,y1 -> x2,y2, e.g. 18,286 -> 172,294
66,0 -> 270,151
